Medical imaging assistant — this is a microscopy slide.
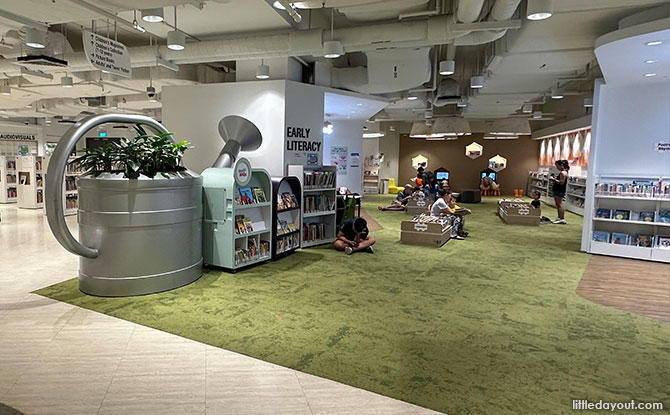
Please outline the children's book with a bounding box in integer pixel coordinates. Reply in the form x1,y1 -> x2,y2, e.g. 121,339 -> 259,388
243,217 -> 254,232
638,211 -> 655,222
612,210 -> 630,221
239,187 -> 255,205
592,231 -> 610,243
611,232 -> 629,245
656,236 -> 670,249
657,210 -> 670,223
252,187 -> 266,203
235,215 -> 247,234
635,234 -> 653,248
595,208 -> 612,219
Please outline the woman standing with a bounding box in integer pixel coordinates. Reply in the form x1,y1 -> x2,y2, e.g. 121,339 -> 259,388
551,160 -> 569,224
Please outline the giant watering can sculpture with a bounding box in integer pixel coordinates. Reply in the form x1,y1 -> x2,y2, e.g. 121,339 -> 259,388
46,114 -> 203,297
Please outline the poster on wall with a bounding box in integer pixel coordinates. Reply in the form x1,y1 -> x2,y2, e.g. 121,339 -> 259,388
350,152 -> 360,168
44,142 -> 57,157
306,153 -> 319,166
285,125 -> 323,167
488,155 -> 507,172
465,142 -> 483,159
330,146 -> 348,175
411,154 -> 428,169
18,144 -> 30,156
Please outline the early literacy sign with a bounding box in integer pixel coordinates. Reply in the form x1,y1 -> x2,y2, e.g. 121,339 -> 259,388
82,30 -> 132,78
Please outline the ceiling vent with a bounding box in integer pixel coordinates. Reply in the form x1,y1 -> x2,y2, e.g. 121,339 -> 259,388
85,96 -> 108,107
16,55 -> 68,68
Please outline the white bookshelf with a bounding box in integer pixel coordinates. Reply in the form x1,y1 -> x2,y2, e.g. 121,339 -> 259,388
42,156 -> 83,216
287,164 -> 337,247
0,156 -> 17,203
527,170 -> 585,216
16,156 -> 44,209
585,175 -> 670,263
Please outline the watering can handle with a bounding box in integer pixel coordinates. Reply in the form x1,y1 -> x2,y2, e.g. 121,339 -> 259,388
46,113 -> 171,259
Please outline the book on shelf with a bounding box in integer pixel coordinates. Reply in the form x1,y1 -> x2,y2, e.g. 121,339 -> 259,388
656,236 -> 670,249
638,212 -> 655,222
304,194 -> 335,213
304,170 -> 336,189
239,187 -> 255,205
595,180 -> 670,198
277,232 -> 300,254
303,222 -> 328,242
595,208 -> 612,219
248,238 -> 258,257
592,231 -> 610,243
253,187 -> 266,203
243,217 -> 254,232
281,192 -> 297,208
235,215 -> 255,234
612,210 -> 630,221
260,240 -> 270,257
634,234 -> 653,248
611,233 -> 629,245
657,210 -> 670,223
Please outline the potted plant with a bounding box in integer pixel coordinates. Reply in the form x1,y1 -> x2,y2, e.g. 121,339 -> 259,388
47,118 -> 203,297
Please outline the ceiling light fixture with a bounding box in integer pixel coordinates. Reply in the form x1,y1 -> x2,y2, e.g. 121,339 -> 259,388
646,40 -> 663,46
457,97 -> 468,108
532,111 -> 543,119
424,109 -> 433,119
0,85 -> 10,95
25,27 -> 46,49
439,60 -> 455,76
551,87 -> 564,99
584,98 -> 593,108
141,8 -> 164,23
407,94 -> 418,101
61,74 -> 73,88
526,0 -> 553,21
644,73 -> 657,77
645,59 -> 658,64
256,59 -> 270,79
522,103 -> 533,113
167,7 -> 185,51
323,9 -> 343,59
470,76 -> 485,89
272,1 -> 286,9
132,10 -> 146,32
362,132 -> 385,138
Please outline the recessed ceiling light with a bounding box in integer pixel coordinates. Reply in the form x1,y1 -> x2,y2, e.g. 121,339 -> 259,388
645,73 -> 657,77
645,59 -> 658,64
646,41 -> 663,46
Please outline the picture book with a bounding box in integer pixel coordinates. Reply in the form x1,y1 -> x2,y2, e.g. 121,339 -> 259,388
282,192 -> 295,208
638,211 -> 655,222
611,232 -> 629,245
657,210 -> 670,223
235,215 -> 247,234
595,208 -> 612,219
252,187 -> 266,203
277,199 -> 286,210
656,236 -> 670,249
239,187 -> 255,205
612,209 -> 630,221
592,231 -> 610,243
635,234 -> 653,248
243,217 -> 254,232
290,193 -> 299,206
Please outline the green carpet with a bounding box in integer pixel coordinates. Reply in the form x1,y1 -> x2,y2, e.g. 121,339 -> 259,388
36,196 -> 670,414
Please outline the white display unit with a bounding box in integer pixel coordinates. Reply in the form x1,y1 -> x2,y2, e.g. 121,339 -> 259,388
0,156 -> 17,203
527,170 -> 585,216
16,156 -> 44,209
585,176 -> 670,263
287,164 -> 337,247
42,157 -> 83,216
362,174 -> 380,194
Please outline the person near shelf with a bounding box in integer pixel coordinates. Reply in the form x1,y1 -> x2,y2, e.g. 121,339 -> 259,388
429,190 -> 467,240
378,184 -> 413,211
423,179 -> 440,201
551,160 -> 570,224
334,217 -> 375,255
531,190 -> 552,223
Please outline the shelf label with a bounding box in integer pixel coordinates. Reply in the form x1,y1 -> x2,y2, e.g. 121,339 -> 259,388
654,141 -> 670,153
82,30 -> 132,78
414,223 -> 428,232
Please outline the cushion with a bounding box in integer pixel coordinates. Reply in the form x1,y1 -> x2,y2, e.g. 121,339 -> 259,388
459,189 -> 481,204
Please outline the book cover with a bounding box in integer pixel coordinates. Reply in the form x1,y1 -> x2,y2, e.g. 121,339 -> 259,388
657,210 -> 670,223
235,215 -> 246,234
635,234 -> 653,248
612,210 -> 630,221
639,211 -> 655,222
611,232 -> 629,245
656,236 -> 670,249
595,208 -> 612,219
592,231 -> 610,243
252,187 -> 266,203
239,187 -> 255,205
243,217 -> 254,232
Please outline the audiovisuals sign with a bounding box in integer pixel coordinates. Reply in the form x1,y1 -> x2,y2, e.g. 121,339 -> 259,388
82,30 -> 132,78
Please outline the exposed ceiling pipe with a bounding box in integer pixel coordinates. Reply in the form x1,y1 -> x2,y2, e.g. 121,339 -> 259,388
456,0 -> 486,23
454,0 -> 521,46
64,0 -> 160,39
0,9 -> 48,31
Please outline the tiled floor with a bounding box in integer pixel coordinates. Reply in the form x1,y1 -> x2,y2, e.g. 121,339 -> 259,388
0,205 -> 441,415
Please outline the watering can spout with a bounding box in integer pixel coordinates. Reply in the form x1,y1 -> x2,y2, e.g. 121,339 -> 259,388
212,115 -> 262,168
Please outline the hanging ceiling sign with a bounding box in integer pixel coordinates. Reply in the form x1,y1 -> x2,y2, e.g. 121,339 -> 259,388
654,141 -> 670,153
82,30 -> 132,78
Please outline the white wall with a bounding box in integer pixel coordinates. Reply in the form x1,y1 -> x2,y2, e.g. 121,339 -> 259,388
284,81 -> 325,170
324,119 -> 364,193
162,81 -> 287,175
592,82 -> 670,177
236,58 -> 302,82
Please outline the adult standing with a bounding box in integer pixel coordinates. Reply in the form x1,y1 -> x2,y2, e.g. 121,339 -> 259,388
551,160 -> 570,224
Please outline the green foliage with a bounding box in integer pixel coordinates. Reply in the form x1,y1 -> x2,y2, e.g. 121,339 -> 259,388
69,131 -> 190,179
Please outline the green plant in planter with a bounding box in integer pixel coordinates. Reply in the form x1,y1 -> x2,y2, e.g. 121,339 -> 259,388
70,130 -> 191,179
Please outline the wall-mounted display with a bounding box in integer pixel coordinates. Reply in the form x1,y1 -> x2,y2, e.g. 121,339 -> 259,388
465,142 -> 483,159
488,155 -> 507,172
411,154 -> 428,169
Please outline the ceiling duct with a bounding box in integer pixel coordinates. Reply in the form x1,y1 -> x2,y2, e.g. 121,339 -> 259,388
454,0 -> 522,46
85,96 -> 108,107
433,78 -> 461,107
486,118 -> 531,137
431,117 -> 472,137
17,55 -> 68,68
409,121 -> 434,138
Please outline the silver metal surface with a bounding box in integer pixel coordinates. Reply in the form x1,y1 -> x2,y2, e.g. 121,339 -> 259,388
213,115 -> 262,168
45,113 -> 203,296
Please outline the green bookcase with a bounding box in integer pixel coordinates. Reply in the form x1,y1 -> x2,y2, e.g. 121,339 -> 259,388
202,163 -> 273,270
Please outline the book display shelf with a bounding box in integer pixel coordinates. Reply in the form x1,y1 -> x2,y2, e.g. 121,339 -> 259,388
0,156 -> 17,203
202,161 -> 273,270
272,176 -> 302,259
287,165 -> 337,247
527,170 -> 585,216
587,176 -> 670,263
42,157 -> 84,216
16,156 -> 44,209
